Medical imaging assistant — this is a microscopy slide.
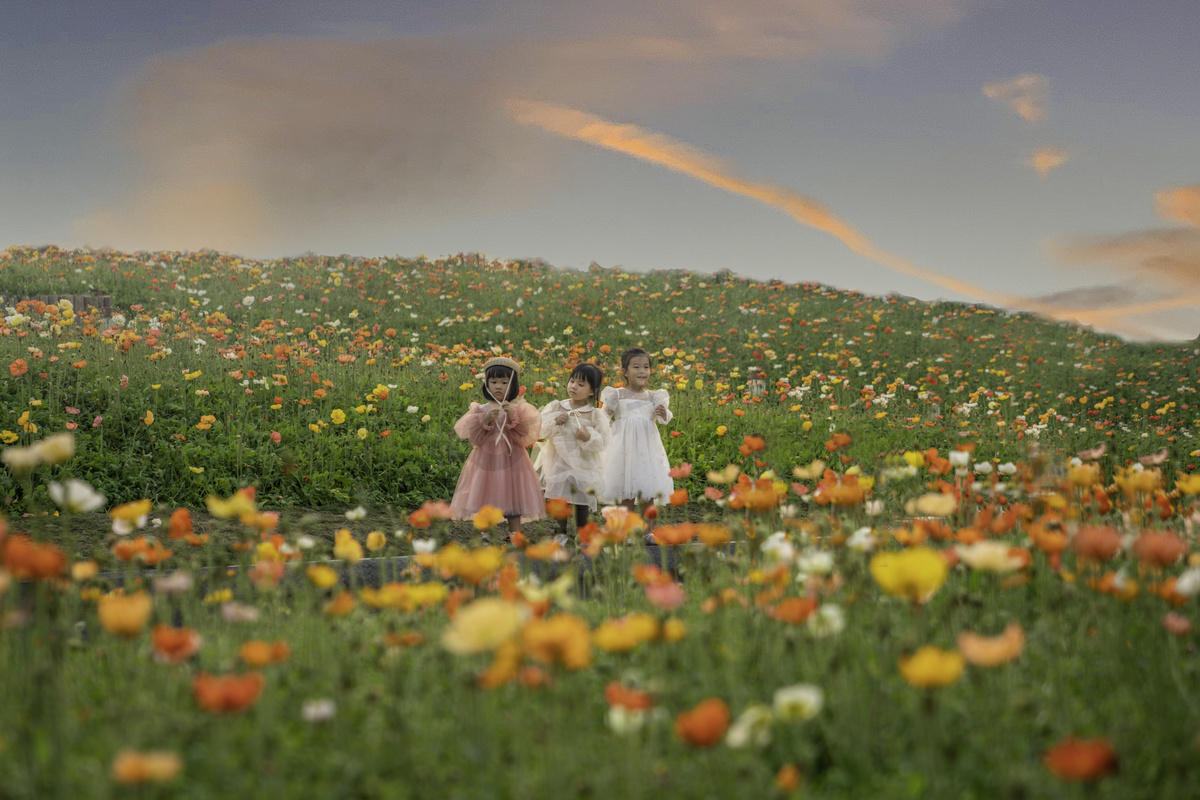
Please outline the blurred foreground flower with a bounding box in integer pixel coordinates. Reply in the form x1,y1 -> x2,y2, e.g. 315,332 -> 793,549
869,548 -> 948,603
110,750 -> 182,784
98,592 -> 152,638
49,479 -> 105,513
442,597 -> 527,655
192,672 -> 265,713
773,684 -> 823,721
1043,737 -> 1118,782
956,623 -> 1025,667
898,646 -> 964,688
675,698 -> 730,748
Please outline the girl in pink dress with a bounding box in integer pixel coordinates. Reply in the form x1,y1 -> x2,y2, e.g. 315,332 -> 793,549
449,356 -> 545,539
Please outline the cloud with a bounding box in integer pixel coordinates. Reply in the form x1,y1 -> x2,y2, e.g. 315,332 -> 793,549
1055,228 -> 1200,292
982,73 -> 1048,123
1027,146 -> 1069,179
1155,183 -> 1200,228
74,1 -> 965,255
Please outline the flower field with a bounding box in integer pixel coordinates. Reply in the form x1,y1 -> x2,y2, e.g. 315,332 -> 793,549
1,246 -> 1198,797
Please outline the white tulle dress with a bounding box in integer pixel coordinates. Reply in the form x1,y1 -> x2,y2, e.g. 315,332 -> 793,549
533,400 -> 612,510
600,386 -> 673,504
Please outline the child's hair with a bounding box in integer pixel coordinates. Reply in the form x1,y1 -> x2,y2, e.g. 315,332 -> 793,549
482,363 -> 521,402
619,347 -> 653,373
569,362 -> 605,399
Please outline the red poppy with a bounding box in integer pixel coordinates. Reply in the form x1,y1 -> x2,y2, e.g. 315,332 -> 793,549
1043,737 -> 1118,781
192,672 -> 265,713
675,698 -> 730,747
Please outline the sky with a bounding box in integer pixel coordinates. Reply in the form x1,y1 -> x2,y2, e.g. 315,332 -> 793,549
3,0 -> 1199,340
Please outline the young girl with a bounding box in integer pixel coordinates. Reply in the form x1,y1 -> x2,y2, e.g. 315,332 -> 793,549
534,362 -> 611,541
449,356 -> 544,539
601,347 -> 673,516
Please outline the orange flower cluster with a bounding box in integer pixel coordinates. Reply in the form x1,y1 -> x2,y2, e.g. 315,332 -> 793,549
2,534 -> 67,580
192,672 -> 265,713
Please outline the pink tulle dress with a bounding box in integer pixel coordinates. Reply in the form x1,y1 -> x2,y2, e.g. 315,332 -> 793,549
449,399 -> 546,521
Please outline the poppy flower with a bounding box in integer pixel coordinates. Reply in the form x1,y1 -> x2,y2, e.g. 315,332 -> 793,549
769,596 -> 819,624
167,508 -> 193,540
192,671 -> 265,713
605,681 -> 654,711
592,613 -> 659,652
151,624 -> 203,664
110,750 -> 183,784
956,623 -> 1025,667
9,358 -> 27,376
652,523 -> 695,546
1131,532 -> 1187,568
668,488 -> 689,506
442,597 -> 527,655
696,523 -> 732,547
644,581 -> 686,610
472,505 -> 505,531
545,498 -> 572,521
1042,737 -> 1118,781
239,639 -> 291,667
1071,525 -> 1122,562
98,592 -> 153,638
869,548 -> 948,603
324,591 -> 357,616
520,613 -> 592,669
898,646 -> 964,688
674,698 -> 730,748
2,534 -> 67,580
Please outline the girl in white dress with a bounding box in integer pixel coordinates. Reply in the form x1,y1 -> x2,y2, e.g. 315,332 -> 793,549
601,347 -> 673,513
534,363 -> 611,540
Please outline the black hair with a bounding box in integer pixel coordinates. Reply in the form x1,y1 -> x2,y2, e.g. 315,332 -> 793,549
482,364 -> 520,402
619,347 -> 653,372
568,362 -> 605,400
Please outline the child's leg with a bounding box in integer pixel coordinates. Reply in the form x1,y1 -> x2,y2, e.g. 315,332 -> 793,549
505,516 -> 521,538
573,503 -> 589,534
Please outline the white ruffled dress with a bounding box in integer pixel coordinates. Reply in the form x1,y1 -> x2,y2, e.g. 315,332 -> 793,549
533,400 -> 612,510
600,386 -> 673,504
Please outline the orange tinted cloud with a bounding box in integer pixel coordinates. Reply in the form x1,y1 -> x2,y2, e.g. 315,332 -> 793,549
983,73 -> 1048,123
1155,184 -> 1200,228
1028,146 -> 1070,179
507,98 -> 1027,308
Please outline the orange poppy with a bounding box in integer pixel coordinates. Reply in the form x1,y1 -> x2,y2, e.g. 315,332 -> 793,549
9,358 -> 27,376
192,672 -> 265,713
1072,525 -> 1122,562
151,624 -> 203,664
2,534 -> 67,580
545,497 -> 572,521
1042,737 -> 1118,782
652,523 -> 695,546
668,488 -> 689,506
1131,532 -> 1187,568
956,623 -> 1025,667
605,681 -> 654,710
167,508 -> 193,540
239,639 -> 291,667
674,698 -> 730,747
769,596 -> 818,625
742,434 -> 767,452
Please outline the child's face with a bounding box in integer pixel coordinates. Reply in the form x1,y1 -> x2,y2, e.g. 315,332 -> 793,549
487,374 -> 511,402
566,375 -> 594,403
624,355 -> 652,387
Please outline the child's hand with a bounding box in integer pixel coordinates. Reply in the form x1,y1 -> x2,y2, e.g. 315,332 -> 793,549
654,404 -> 667,420
574,427 -> 590,442
484,409 -> 499,424
556,413 -> 569,425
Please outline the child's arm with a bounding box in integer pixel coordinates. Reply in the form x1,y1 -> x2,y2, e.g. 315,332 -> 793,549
539,401 -> 563,439
580,408 -> 612,453
599,386 -> 618,420
453,403 -> 495,445
503,400 -> 542,448
652,389 -> 673,424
